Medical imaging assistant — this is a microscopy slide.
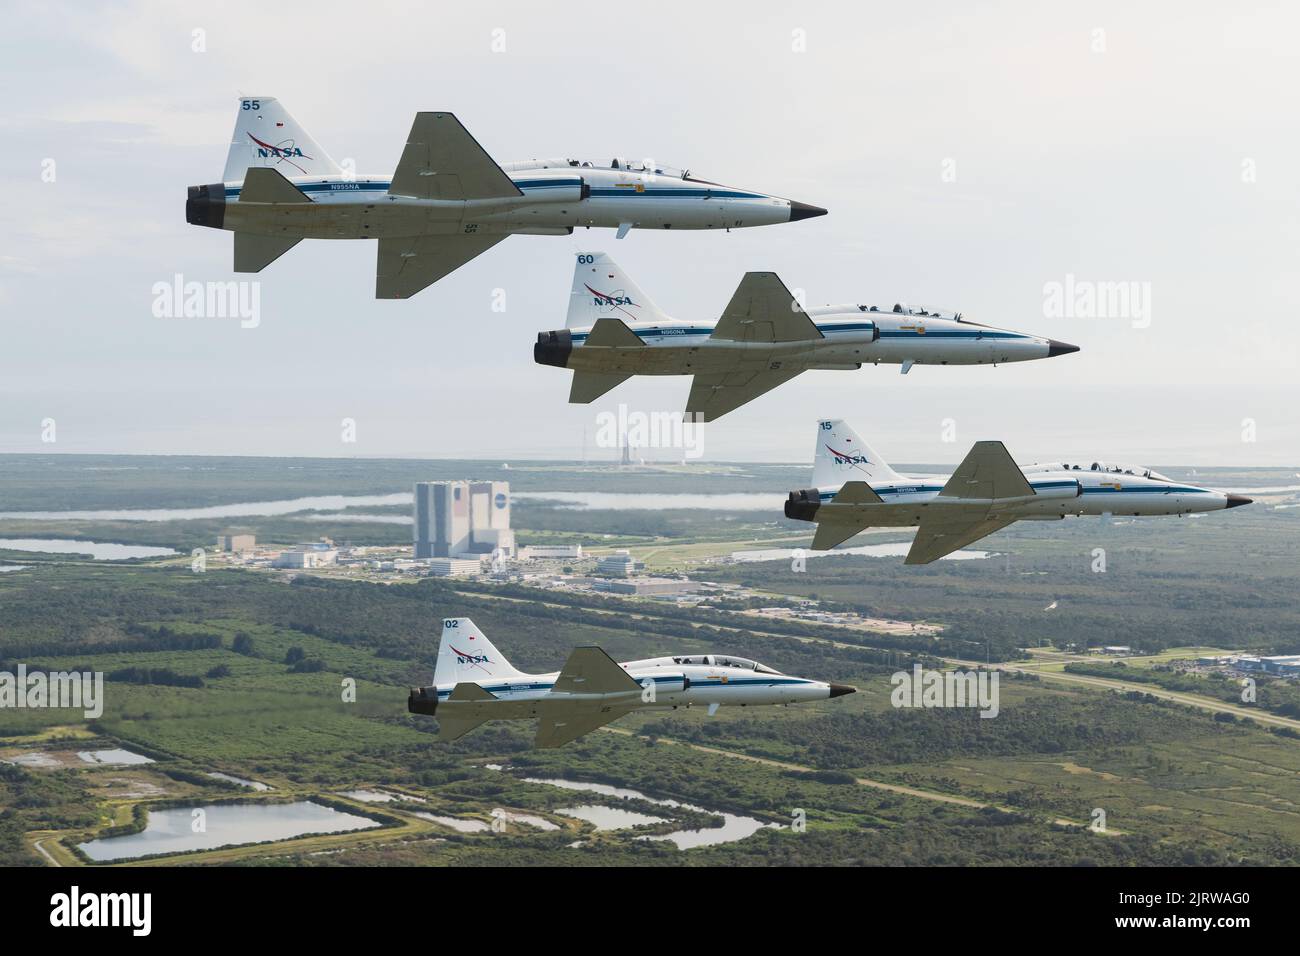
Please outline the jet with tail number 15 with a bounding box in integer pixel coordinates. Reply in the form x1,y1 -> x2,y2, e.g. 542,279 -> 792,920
535,252 -> 1078,421
784,419 -> 1253,564
186,98 -> 826,299
408,617 -> 855,748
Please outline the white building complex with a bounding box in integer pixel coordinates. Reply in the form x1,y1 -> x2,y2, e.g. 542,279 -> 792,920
414,480 -> 516,560
595,550 -> 642,577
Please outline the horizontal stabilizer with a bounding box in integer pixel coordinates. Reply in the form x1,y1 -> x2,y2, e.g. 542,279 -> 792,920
834,480 -> 883,505
811,519 -> 867,551
569,370 -> 631,404
584,317 -> 644,348
234,232 -> 302,273
434,683 -> 500,741
551,646 -> 642,696
712,272 -> 823,343
389,112 -> 521,201
905,515 -> 1016,565
437,714 -> 490,742
449,682 -> 497,702
535,708 -> 625,749
940,441 -> 1033,500
686,368 -> 802,422
376,234 -> 505,299
239,167 -> 311,204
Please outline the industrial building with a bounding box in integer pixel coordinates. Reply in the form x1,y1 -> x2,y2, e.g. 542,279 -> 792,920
1237,655 -> 1300,676
428,557 -> 484,578
595,550 -> 643,577
593,577 -> 701,597
521,544 -> 584,560
273,547 -> 338,569
414,480 -> 516,559
217,533 -> 256,552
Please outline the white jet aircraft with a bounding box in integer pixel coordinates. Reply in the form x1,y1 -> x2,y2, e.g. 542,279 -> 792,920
784,420 -> 1252,564
408,617 -> 855,748
535,252 -> 1079,421
186,98 -> 826,299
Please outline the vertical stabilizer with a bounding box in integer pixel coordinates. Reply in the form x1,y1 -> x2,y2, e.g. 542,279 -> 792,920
812,419 -> 902,487
223,97 -> 341,182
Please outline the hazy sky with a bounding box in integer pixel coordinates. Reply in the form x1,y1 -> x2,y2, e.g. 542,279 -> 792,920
2,1 -> 1297,467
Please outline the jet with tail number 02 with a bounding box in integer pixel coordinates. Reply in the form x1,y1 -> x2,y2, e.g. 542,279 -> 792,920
408,617 -> 855,748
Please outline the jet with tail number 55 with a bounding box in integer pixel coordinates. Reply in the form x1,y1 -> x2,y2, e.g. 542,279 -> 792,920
784,419 -> 1252,564
186,98 -> 826,299
535,252 -> 1078,421
408,617 -> 854,748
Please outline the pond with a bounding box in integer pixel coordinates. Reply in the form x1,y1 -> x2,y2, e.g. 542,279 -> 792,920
78,800 -> 380,862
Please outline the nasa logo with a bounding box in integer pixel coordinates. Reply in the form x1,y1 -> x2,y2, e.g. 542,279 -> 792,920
452,645 -> 491,668
826,445 -> 870,466
584,283 -> 638,311
245,132 -> 313,174
494,493 -> 507,509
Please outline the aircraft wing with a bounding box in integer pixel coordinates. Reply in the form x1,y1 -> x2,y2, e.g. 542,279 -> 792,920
376,234 -> 505,299
535,707 -> 626,749
551,646 -> 642,696
939,441 -> 1033,500
905,513 -> 1016,565
388,112 -> 522,201
686,368 -> 803,421
710,272 -> 824,343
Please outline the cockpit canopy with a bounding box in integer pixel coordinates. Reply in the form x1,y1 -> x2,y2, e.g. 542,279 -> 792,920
499,157 -> 691,178
858,302 -> 963,321
671,654 -> 781,674
1044,461 -> 1172,482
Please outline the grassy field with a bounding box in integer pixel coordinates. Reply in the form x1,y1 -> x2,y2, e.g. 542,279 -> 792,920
1,456 -> 1298,866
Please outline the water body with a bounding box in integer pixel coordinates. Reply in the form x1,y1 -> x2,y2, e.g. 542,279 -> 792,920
514,491 -> 777,511
0,493 -> 411,523
339,789 -> 396,803
0,565 -> 29,573
207,772 -> 270,791
556,805 -> 666,830
2,752 -> 61,768
0,539 -> 176,560
78,801 -> 380,862
518,775 -> 777,849
78,748 -> 154,766
730,543 -> 990,562
413,813 -> 489,833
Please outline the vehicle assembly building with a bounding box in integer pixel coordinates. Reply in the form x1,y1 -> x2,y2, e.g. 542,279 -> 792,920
413,480 -> 516,560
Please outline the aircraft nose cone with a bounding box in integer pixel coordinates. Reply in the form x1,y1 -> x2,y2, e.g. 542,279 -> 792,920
827,683 -> 857,699
789,201 -> 828,222
1226,494 -> 1253,508
1048,340 -> 1080,358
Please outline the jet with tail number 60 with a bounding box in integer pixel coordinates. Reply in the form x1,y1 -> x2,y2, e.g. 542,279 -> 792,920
784,420 -> 1253,564
535,252 -> 1079,421
186,98 -> 826,299
408,617 -> 855,748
